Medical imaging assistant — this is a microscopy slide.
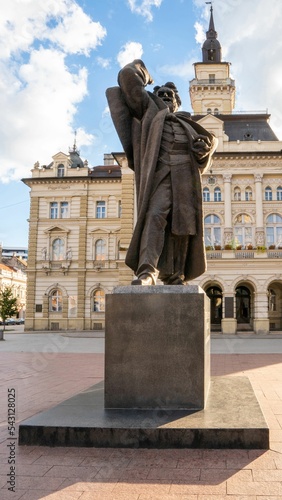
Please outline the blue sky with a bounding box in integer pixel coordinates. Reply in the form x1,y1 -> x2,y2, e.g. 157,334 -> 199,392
1,0 -> 282,247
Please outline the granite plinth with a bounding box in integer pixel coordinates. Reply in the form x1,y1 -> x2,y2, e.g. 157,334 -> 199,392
105,285 -> 210,410
18,377 -> 269,449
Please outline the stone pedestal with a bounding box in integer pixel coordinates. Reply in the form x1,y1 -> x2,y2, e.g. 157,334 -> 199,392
105,285 -> 210,410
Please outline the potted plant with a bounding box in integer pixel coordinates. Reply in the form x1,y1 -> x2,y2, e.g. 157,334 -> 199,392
214,244 -> 221,250
224,244 -> 232,250
268,244 -> 275,249
246,244 -> 253,250
236,245 -> 242,250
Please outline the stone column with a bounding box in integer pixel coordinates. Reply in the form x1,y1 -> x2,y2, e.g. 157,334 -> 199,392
253,291 -> 269,335
24,197 -> 39,331
223,174 -> 233,245
254,174 -> 265,247
77,194 -> 87,330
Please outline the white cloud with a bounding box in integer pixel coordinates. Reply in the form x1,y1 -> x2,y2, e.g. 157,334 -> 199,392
194,21 -> 205,45
97,56 -> 111,69
193,0 -> 282,140
48,3 -> 106,55
0,0 -> 107,181
117,41 -> 143,67
127,0 -> 163,22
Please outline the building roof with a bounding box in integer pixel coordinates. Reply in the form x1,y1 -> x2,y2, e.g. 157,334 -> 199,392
0,263 -> 13,272
89,165 -> 121,178
193,113 -> 279,142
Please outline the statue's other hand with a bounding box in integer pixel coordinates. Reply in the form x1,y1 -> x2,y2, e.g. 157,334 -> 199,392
191,136 -> 212,159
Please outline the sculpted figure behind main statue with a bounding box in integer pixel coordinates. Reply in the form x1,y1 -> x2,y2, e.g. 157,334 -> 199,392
106,59 -> 217,285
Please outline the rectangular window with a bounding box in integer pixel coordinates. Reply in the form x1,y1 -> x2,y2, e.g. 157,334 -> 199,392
50,201 -> 69,219
50,202 -> 58,219
118,200 -> 122,218
209,74 -> 215,83
60,202 -> 69,218
96,201 -> 106,219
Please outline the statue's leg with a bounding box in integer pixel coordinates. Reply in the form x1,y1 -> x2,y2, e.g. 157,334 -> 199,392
134,174 -> 172,284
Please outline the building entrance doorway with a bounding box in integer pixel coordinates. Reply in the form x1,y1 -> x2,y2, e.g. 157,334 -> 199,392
236,286 -> 251,324
206,286 -> 222,331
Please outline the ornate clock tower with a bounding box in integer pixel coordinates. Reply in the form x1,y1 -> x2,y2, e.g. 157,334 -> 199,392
189,5 -> 236,115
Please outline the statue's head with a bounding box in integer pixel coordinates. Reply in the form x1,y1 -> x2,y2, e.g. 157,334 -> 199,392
153,82 -> 181,113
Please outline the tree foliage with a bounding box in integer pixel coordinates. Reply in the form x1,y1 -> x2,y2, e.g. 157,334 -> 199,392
0,286 -> 18,333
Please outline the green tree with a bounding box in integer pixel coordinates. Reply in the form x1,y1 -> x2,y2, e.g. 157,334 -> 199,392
0,286 -> 18,338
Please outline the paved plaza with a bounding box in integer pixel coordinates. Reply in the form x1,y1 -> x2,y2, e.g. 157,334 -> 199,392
0,331 -> 282,499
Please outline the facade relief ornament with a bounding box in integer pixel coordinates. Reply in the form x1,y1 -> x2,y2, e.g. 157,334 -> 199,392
255,230 -> 265,246
223,174 -> 232,183
254,173 -> 263,183
224,229 -> 233,245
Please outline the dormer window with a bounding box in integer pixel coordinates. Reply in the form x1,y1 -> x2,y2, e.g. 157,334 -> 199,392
57,164 -> 65,177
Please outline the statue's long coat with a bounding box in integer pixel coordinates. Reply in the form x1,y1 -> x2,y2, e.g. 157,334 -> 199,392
106,60 -> 217,281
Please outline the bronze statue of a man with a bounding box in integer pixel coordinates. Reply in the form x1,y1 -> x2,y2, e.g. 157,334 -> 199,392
106,59 -> 217,285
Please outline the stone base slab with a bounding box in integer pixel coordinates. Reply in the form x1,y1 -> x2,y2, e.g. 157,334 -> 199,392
19,376 -> 269,449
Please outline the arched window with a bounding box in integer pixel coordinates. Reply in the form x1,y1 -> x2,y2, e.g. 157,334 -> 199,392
245,187 -> 252,201
49,289 -> 63,312
214,187 -> 221,202
236,286 -> 251,324
265,186 -> 273,201
234,187 -> 241,201
52,238 -> 65,260
95,239 -> 106,261
266,214 -> 282,248
234,214 -> 252,247
214,108 -> 219,115
207,108 -> 212,114
93,289 -> 105,312
203,187 -> 210,202
204,214 -> 221,247
206,286 -> 222,325
57,164 -> 65,178
277,186 -> 282,201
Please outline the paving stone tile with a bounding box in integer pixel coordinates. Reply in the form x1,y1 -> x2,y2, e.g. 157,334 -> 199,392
19,490 -> 82,500
60,479 -> 117,492
147,467 -> 200,481
80,493 -> 140,500
252,469 -> 282,481
200,468 -> 252,482
16,476 -> 66,491
113,479 -> 171,495
81,456 -> 131,467
0,490 -> 25,500
32,455 -> 85,466
44,465 -> 99,480
16,464 -> 53,476
198,496 -> 256,500
170,481 -> 227,495
139,495 -> 197,500
227,479 -> 281,496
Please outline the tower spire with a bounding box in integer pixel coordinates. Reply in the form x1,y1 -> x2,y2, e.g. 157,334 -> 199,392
202,4 -> 222,63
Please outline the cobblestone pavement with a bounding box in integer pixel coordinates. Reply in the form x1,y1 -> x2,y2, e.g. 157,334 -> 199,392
0,334 -> 281,499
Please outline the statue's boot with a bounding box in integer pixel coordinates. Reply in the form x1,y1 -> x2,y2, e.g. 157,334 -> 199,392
131,273 -> 156,286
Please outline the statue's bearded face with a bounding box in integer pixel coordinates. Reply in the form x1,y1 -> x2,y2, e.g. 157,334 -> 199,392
156,86 -> 179,113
